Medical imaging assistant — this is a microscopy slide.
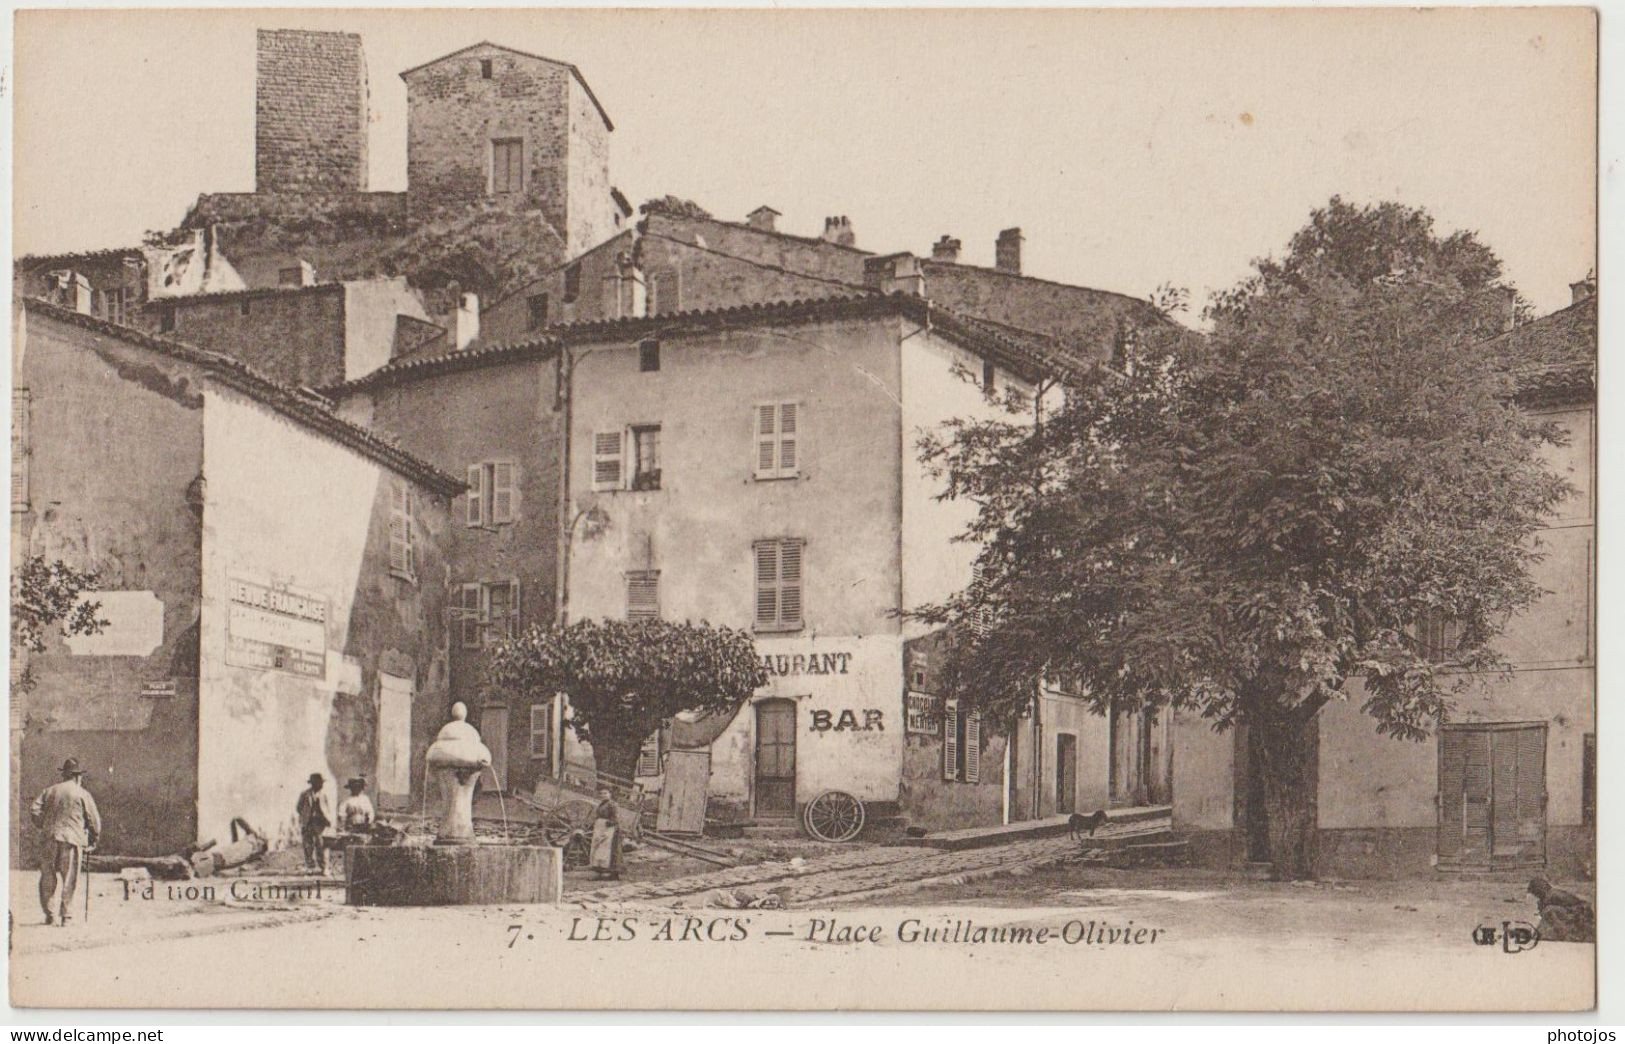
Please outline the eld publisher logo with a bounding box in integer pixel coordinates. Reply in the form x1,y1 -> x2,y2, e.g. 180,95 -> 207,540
1472,920 -> 1540,953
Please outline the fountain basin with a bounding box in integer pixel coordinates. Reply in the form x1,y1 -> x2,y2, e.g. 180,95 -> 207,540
347,843 -> 563,906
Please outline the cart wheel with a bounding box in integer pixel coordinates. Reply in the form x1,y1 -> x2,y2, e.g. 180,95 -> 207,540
803,790 -> 865,842
543,799 -> 597,847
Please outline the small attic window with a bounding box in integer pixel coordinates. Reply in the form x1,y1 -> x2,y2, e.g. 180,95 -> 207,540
480,59 -> 494,79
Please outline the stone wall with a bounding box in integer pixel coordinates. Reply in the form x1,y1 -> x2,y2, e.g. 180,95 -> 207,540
255,29 -> 369,193
405,46 -> 572,236
145,285 -> 349,389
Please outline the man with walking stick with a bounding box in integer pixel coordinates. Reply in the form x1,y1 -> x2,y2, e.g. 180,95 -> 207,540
29,757 -> 101,927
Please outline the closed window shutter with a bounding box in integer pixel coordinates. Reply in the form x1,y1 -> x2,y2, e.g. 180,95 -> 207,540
779,540 -> 803,626
491,462 -> 517,523
11,389 -> 29,513
593,431 -> 624,490
1461,729 -> 1492,863
965,711 -> 982,783
1513,726 -> 1546,864
943,700 -> 960,781
754,541 -> 778,627
404,486 -> 416,575
755,405 -> 779,477
466,465 -> 485,527
389,481 -> 411,575
1438,730 -> 1466,863
779,402 -> 799,475
627,571 -> 660,620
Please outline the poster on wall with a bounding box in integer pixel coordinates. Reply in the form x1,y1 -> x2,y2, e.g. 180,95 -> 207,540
905,691 -> 942,735
225,575 -> 327,679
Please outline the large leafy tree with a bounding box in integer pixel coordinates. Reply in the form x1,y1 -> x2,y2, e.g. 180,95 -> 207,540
486,618 -> 767,785
914,198 -> 1568,878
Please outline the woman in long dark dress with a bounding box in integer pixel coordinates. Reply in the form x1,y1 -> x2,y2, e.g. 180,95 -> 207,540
589,787 -> 623,879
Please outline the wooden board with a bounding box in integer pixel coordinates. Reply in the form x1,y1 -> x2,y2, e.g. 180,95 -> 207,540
657,748 -> 710,834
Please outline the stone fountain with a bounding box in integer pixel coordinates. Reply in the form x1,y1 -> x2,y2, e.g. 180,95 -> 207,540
347,703 -> 563,906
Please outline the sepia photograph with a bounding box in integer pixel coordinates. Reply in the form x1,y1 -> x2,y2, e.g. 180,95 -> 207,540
5,5 -> 1600,1013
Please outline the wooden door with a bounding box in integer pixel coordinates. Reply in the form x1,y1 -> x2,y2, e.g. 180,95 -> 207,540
1055,733 -> 1077,815
657,749 -> 710,834
754,699 -> 797,818
1439,723 -> 1546,869
483,706 -> 509,792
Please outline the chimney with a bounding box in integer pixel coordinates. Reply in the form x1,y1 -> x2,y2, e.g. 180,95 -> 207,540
995,228 -> 1023,275
931,235 -> 962,263
746,206 -> 781,233
863,254 -> 924,297
278,259 -> 317,288
822,215 -> 856,247
1570,276 -> 1596,304
1498,286 -> 1518,332
455,292 -> 480,350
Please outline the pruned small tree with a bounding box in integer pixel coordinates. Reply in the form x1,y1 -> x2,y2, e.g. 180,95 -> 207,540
486,618 -> 767,784
913,198 -> 1569,878
10,556 -> 107,694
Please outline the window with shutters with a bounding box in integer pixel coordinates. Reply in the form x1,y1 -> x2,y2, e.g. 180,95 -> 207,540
631,425 -> 661,491
753,538 -> 804,632
942,700 -> 983,783
1413,609 -> 1463,663
969,562 -> 993,636
11,389 -> 29,513
592,430 -> 624,490
529,703 -> 553,765
465,461 -> 519,527
491,138 -> 523,194
457,580 -> 521,647
388,479 -> 415,581
753,402 -> 801,480
626,570 -> 660,620
1437,722 -> 1546,870
526,293 -> 549,331
636,729 -> 664,777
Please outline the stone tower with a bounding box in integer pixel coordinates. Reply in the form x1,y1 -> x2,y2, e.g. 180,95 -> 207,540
255,29 -> 370,193
401,42 -> 616,254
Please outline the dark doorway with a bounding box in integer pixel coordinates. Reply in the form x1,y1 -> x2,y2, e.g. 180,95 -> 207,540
1055,733 -> 1078,815
754,699 -> 797,818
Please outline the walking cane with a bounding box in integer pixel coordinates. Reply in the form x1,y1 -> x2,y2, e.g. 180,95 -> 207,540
82,844 -> 92,925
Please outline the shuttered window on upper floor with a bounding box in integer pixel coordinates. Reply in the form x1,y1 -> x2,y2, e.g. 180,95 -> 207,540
754,402 -> 800,480
627,570 -> 660,620
491,138 -> 523,194
465,461 -> 519,527
754,538 -> 804,632
389,479 -> 416,581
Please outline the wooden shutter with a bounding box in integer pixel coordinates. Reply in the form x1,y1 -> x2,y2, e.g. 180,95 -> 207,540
627,571 -> 660,620
778,402 -> 799,475
466,465 -> 485,527
943,700 -> 960,781
491,462 -> 517,523
754,541 -> 778,627
485,581 -> 518,642
637,731 -> 662,777
965,710 -> 982,783
1438,729 -> 1466,864
389,480 -> 412,575
459,584 -> 483,648
11,389 -> 29,513
755,405 -> 779,478
593,431 -> 624,490
1491,725 -> 1546,867
403,484 -> 416,575
779,540 -> 803,626
1459,728 -> 1493,864
529,704 -> 551,761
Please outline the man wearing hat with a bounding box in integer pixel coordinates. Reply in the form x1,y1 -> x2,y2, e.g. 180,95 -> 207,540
29,757 -> 101,926
295,772 -> 334,874
337,776 -> 375,834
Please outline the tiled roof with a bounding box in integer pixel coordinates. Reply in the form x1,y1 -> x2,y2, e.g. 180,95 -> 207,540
323,292 -> 1095,397
1480,295 -> 1596,405
23,299 -> 465,496
16,245 -> 143,268
398,42 -> 613,131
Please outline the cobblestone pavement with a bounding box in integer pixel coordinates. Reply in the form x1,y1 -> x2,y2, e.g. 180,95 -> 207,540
572,835 -> 1083,907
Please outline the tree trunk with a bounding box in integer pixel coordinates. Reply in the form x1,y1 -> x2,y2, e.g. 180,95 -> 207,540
1249,707 -> 1320,880
592,731 -> 644,790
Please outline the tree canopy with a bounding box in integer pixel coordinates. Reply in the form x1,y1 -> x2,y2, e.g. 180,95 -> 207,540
10,556 -> 106,694
912,198 -> 1570,875
486,618 -> 766,782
